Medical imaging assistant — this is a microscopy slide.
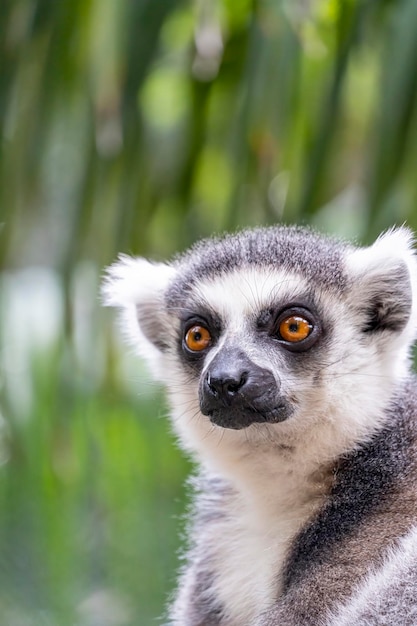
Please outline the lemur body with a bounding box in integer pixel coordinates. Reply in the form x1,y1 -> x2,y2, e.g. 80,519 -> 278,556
104,226 -> 417,625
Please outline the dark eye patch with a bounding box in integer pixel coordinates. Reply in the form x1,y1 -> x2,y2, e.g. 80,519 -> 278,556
256,299 -> 323,353
176,306 -> 222,365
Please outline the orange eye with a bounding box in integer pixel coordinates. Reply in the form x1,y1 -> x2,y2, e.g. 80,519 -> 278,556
279,315 -> 312,343
185,325 -> 211,352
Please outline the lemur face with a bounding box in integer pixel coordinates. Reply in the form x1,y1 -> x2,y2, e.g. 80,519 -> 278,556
172,268 -> 326,430
104,226 -> 417,452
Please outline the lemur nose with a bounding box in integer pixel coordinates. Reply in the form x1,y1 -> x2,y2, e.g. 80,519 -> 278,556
206,370 -> 248,399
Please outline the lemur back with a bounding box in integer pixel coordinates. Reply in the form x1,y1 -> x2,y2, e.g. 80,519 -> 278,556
103,226 -> 417,625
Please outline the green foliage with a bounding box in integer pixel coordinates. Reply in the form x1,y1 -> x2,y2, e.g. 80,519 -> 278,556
0,335 -> 189,624
2,0 -> 417,623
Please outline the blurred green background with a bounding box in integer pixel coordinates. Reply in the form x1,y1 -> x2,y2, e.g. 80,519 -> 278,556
2,0 -> 417,624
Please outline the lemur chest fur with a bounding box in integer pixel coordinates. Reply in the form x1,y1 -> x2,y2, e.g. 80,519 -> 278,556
203,447 -> 332,625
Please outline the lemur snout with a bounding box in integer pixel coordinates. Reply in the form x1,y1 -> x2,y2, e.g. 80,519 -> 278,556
199,349 -> 289,429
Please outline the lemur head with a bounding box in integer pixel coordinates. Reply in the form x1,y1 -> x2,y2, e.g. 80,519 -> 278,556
103,226 -> 417,462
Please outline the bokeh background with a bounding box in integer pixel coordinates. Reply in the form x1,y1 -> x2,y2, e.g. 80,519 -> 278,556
2,0 -> 417,624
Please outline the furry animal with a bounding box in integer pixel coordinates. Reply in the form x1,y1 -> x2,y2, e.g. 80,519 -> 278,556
103,225 -> 417,625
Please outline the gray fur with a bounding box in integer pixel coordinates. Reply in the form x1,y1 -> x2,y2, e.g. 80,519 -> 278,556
166,225 -> 350,308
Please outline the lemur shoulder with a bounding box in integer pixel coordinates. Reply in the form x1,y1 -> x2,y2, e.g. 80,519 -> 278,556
103,225 -> 417,626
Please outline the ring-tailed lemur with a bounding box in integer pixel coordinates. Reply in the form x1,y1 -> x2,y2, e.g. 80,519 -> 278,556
103,225 -> 417,626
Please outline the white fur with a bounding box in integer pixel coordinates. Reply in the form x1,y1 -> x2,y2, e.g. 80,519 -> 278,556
195,490 -> 320,625
102,255 -> 176,377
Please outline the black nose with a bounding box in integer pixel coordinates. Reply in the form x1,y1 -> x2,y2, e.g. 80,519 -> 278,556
207,369 -> 248,400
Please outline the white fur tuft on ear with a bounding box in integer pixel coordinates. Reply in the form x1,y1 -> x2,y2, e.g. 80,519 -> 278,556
101,255 -> 177,376
102,254 -> 176,308
347,227 -> 416,276
345,226 -> 417,359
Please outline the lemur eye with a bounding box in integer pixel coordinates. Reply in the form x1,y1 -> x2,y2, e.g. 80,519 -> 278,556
278,315 -> 312,343
270,306 -> 320,352
185,325 -> 212,352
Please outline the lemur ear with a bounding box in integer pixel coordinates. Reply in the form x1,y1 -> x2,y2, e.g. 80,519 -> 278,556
346,228 -> 417,335
102,255 -> 177,368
